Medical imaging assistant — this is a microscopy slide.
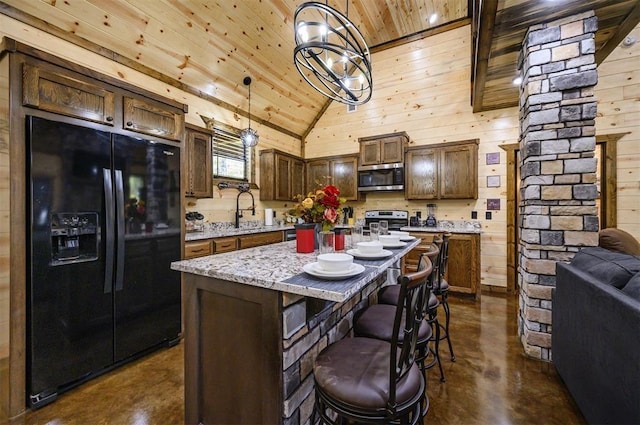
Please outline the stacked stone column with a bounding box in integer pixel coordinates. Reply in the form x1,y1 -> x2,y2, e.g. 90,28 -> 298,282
518,11 -> 599,360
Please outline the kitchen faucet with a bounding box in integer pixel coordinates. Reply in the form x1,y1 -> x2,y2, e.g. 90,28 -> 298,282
235,189 -> 255,228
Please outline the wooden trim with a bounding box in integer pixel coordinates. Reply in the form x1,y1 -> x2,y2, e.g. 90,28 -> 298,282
8,52 -> 27,417
471,0 -> 498,112
404,138 -> 479,152
500,143 -> 519,295
595,1 -> 640,64
370,17 -> 472,53
0,6 -> 300,140
597,132 -> 629,228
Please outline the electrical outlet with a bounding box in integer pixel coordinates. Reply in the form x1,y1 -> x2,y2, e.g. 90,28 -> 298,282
471,211 -> 477,219
485,211 -> 492,220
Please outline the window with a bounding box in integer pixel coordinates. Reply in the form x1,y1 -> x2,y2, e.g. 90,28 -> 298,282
212,125 -> 251,181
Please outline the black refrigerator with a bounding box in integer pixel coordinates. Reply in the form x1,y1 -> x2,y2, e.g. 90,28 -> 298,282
26,115 -> 182,408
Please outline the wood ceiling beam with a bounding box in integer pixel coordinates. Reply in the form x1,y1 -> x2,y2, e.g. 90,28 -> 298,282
471,0 -> 499,113
0,1 -> 303,141
595,0 -> 640,64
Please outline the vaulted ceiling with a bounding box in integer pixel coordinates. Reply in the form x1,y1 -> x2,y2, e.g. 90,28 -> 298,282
1,0 -> 638,140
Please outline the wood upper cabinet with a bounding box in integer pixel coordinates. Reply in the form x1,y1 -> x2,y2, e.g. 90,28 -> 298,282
123,96 -> 184,141
260,149 -> 305,201
22,62 -> 116,125
306,154 -> 360,201
184,124 -> 213,198
439,142 -> 478,199
358,132 -> 408,166
405,139 -> 478,200
405,147 -> 438,199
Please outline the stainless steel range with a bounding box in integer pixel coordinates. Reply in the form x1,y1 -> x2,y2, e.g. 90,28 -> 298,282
364,210 -> 409,231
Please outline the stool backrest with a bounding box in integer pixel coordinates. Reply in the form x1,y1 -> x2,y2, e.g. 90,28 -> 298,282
389,257 -> 432,407
436,233 -> 450,291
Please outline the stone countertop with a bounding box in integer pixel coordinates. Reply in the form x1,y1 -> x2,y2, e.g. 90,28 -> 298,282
171,239 -> 420,302
185,224 -> 295,241
401,224 -> 482,234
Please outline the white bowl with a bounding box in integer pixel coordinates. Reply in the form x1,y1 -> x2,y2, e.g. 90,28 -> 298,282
357,241 -> 384,254
379,234 -> 401,245
317,253 -> 353,272
389,230 -> 410,237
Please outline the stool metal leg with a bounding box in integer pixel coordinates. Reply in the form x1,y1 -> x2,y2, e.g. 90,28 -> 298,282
441,293 -> 456,362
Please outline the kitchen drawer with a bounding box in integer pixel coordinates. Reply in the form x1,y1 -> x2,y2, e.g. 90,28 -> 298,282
185,240 -> 213,259
238,231 -> 283,250
213,237 -> 238,253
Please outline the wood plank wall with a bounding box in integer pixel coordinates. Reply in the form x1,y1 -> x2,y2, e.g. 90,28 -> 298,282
307,25 -> 520,290
595,23 -> 640,237
0,41 -> 10,417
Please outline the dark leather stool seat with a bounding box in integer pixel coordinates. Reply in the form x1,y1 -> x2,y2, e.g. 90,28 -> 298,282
314,337 -> 423,410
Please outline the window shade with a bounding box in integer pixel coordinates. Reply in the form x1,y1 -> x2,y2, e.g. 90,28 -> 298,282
212,127 -> 249,180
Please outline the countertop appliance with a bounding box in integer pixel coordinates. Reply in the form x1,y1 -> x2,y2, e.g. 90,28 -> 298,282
26,116 -> 182,408
364,210 -> 409,231
357,163 -> 404,192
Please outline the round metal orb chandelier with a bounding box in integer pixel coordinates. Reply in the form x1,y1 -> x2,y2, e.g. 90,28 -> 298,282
240,76 -> 259,148
293,1 -> 372,105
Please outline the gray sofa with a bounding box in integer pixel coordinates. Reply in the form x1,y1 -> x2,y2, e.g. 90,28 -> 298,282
553,239 -> 640,424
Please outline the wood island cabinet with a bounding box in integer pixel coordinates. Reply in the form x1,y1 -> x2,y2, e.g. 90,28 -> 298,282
405,139 -> 478,200
405,232 -> 480,299
260,149 -> 305,201
184,124 -> 213,198
306,154 -> 360,201
358,132 -> 409,166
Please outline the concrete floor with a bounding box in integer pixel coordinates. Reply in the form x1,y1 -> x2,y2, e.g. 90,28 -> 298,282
4,292 -> 586,424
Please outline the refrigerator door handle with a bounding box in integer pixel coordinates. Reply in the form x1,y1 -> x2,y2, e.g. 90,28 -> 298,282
114,169 -> 126,292
103,169 -> 114,294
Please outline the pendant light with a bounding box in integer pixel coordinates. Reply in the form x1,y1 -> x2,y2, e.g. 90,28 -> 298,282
240,76 -> 259,147
293,1 -> 372,105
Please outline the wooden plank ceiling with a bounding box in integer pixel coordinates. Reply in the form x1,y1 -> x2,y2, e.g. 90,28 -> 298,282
473,0 -> 640,112
1,0 -> 638,138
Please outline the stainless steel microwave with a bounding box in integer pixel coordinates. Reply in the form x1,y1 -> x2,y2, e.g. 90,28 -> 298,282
357,163 -> 404,192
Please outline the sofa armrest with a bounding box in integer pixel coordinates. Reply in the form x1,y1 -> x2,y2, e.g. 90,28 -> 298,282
553,262 -> 640,425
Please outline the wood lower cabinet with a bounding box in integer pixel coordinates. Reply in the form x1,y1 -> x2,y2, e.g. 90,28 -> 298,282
185,231 -> 284,259
185,124 -> 213,198
184,240 -> 214,259
406,232 -> 480,299
238,231 -> 283,249
305,154 -> 360,201
405,139 -> 478,200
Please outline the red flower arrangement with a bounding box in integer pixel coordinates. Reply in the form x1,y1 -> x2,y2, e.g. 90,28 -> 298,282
288,184 -> 345,231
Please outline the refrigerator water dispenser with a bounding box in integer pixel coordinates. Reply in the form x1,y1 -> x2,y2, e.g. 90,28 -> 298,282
50,212 -> 100,265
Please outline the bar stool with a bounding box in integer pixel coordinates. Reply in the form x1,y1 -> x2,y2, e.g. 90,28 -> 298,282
312,259 -> 433,424
375,245 -> 446,382
436,233 -> 455,362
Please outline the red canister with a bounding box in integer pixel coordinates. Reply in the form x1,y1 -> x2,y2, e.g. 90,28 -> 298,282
333,228 -> 347,251
295,224 -> 316,253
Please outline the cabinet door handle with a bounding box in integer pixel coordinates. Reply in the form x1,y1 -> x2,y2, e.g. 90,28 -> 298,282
126,121 -> 133,127
192,248 -> 204,252
106,116 -> 113,122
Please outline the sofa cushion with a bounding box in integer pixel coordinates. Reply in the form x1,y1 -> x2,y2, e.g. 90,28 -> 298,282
570,247 -> 640,289
621,271 -> 640,301
599,228 -> 640,256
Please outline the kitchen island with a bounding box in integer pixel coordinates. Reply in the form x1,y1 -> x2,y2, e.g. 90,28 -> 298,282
171,239 -> 419,425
